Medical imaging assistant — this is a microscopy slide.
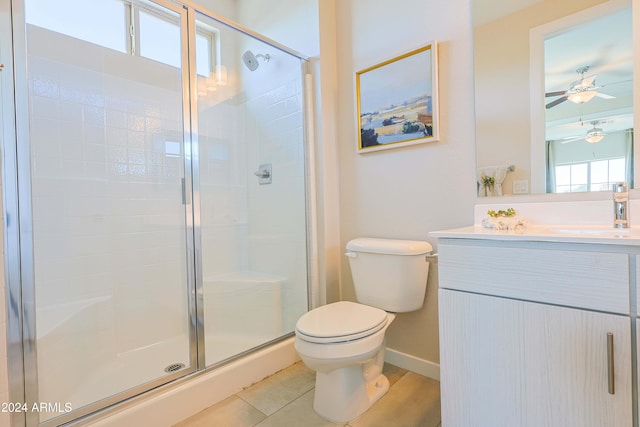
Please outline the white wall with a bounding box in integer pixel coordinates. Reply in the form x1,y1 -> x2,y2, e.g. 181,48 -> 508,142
236,0 -> 320,57
335,0 -> 477,365
191,0 -> 237,23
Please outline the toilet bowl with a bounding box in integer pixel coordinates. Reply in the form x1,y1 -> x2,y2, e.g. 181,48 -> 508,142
294,237 -> 432,423
294,301 -> 396,422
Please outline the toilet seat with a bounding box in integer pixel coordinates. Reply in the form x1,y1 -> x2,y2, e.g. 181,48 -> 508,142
295,301 -> 388,344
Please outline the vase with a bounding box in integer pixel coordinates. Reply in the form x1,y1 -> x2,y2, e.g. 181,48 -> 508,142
484,184 -> 493,197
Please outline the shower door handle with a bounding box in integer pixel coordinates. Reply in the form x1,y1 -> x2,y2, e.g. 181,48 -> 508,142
181,177 -> 191,205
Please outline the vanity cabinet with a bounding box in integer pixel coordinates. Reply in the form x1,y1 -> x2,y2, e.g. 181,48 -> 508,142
438,239 -> 634,427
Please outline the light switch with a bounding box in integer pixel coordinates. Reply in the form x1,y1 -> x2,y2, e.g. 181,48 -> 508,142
513,180 -> 529,194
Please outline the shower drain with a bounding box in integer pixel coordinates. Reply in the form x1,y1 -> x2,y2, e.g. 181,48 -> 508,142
164,363 -> 186,373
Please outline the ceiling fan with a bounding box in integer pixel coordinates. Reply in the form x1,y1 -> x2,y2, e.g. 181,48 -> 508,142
559,120 -> 609,144
545,66 -> 616,109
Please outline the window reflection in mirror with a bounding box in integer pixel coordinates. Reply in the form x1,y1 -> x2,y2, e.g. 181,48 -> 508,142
552,146 -> 628,193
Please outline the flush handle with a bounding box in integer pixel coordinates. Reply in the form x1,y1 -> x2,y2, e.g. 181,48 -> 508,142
607,332 -> 615,395
345,252 -> 357,258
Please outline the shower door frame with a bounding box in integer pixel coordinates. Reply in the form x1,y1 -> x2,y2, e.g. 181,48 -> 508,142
8,0 -> 200,425
1,1 -> 26,427
2,0 -> 314,426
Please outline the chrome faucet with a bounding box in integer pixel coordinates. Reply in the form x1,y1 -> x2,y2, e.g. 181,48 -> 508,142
613,182 -> 629,228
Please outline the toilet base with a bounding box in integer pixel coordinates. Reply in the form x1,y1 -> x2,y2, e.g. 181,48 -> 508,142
296,313 -> 396,422
312,358 -> 390,422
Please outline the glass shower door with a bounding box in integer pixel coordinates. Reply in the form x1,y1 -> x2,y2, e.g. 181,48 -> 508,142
22,0 -> 194,423
194,12 -> 310,366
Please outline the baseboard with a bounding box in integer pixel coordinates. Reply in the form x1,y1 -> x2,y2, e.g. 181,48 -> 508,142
385,347 -> 440,381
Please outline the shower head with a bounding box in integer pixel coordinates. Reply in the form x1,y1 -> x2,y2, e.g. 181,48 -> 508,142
242,50 -> 270,71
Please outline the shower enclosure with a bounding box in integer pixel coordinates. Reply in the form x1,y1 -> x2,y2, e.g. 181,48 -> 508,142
1,1 -> 311,425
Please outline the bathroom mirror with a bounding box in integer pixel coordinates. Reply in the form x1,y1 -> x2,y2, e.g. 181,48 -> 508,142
473,0 -> 636,196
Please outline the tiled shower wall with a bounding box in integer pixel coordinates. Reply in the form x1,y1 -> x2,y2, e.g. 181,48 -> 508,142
244,77 -> 308,332
198,80 -> 306,272
198,97 -> 250,280
197,22 -> 309,336
198,74 -> 308,334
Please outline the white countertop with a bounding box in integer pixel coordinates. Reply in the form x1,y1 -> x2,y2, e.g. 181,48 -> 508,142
431,224 -> 640,246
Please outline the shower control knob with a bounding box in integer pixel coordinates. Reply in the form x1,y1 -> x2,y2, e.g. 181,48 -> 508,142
254,164 -> 272,185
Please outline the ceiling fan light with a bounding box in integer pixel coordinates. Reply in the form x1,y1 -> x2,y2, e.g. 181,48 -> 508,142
567,90 -> 597,104
585,128 -> 605,143
585,135 -> 604,143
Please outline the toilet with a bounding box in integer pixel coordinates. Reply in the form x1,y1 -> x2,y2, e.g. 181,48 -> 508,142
294,237 -> 432,422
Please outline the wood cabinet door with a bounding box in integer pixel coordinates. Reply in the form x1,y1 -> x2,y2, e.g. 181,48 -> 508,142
439,289 -> 632,427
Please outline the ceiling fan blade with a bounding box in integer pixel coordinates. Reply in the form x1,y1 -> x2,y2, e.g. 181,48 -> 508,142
546,96 -> 568,109
545,90 -> 567,97
559,136 -> 585,144
600,79 -> 633,87
595,92 -> 616,99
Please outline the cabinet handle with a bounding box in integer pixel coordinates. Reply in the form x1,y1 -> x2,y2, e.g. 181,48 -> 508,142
607,332 -> 615,395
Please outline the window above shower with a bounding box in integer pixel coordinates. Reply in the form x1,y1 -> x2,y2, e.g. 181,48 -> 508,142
25,0 -> 215,76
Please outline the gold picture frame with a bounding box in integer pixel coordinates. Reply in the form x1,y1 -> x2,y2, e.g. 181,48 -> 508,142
356,42 -> 439,153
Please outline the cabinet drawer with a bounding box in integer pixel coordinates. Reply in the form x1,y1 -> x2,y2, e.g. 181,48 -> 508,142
439,241 -> 629,314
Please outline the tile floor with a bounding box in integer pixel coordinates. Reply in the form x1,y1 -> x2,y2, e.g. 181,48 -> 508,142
174,361 -> 441,427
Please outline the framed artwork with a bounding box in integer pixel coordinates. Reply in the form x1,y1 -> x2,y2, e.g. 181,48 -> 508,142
356,41 -> 439,153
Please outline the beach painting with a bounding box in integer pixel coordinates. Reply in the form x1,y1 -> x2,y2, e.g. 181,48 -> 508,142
356,42 -> 438,153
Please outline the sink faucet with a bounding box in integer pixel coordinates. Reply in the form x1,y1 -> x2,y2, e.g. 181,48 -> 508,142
613,182 -> 629,228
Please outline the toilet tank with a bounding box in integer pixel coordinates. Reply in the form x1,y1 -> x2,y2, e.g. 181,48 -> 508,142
346,238 -> 432,312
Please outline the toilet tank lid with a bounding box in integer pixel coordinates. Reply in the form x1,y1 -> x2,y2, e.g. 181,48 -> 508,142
346,238 -> 432,255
